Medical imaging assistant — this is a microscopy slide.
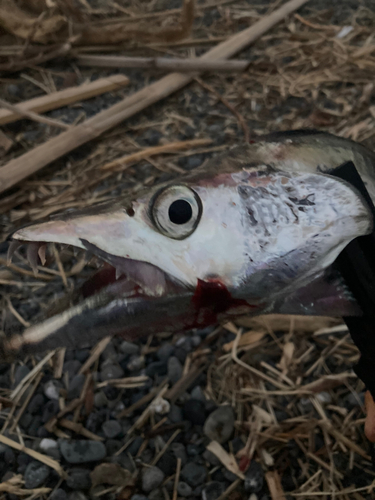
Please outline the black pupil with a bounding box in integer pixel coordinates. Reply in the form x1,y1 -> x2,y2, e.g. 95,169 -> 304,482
168,199 -> 192,225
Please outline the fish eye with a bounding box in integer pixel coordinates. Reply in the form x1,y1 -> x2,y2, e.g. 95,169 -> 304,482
151,185 -> 202,239
168,199 -> 192,224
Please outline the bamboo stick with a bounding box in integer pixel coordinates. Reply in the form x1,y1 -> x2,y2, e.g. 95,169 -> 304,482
0,98 -> 70,130
0,75 -> 129,126
0,0 -> 309,195
101,138 -> 212,170
76,54 -> 250,72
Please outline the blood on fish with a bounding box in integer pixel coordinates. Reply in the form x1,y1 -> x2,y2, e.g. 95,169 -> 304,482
191,279 -> 256,327
81,264 -> 117,298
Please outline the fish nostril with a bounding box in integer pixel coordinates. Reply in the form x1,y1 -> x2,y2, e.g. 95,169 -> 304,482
126,207 -> 135,217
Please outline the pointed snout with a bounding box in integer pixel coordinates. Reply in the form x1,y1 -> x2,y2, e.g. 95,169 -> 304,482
10,203 -> 137,256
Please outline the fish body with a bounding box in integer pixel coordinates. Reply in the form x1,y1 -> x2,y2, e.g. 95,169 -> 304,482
3,130 -> 375,357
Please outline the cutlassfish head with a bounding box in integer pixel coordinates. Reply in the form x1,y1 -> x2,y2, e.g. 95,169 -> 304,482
4,136 -> 372,357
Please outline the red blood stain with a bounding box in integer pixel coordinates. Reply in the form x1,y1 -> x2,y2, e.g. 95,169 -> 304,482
81,263 -> 117,298
191,279 -> 256,327
239,455 -> 251,472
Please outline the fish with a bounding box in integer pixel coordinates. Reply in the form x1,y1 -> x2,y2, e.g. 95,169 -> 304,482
3,129 -> 375,359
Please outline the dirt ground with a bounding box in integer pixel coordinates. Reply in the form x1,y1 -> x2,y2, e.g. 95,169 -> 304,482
1,0 -> 375,499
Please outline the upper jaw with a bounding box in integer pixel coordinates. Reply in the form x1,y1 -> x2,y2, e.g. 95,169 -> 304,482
8,223 -> 187,300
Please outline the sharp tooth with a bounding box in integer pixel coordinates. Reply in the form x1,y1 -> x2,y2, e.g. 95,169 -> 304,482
7,240 -> 22,265
26,243 -> 40,276
38,244 -> 47,266
116,267 -> 125,280
85,251 -> 95,265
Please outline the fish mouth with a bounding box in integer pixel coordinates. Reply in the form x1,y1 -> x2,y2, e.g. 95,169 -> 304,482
3,232 -> 195,358
7,235 -> 188,302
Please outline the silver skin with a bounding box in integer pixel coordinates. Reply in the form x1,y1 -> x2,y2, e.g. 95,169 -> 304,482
2,130 -> 374,358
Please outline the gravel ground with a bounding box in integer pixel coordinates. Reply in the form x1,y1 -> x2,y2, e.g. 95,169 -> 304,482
1,0 -> 375,499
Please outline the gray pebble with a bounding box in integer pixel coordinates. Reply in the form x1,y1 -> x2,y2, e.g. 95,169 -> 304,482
205,399 -> 218,413
128,436 -> 143,456
19,413 -> 33,429
42,400 -> 60,423
142,129 -> 162,146
102,341 -> 118,361
131,496 -> 149,500
0,374 -> 9,389
231,436 -> 245,455
141,448 -> 154,464
299,398 -> 314,413
105,439 -> 123,455
50,489 -> 68,500
275,410 -> 288,422
59,440 -> 106,464
94,391 -> 108,408
183,399 -> 206,425
112,453 -> 135,472
181,462 -> 207,487
186,443 -> 204,457
244,461 -> 264,493
204,406 -> 234,444
185,155 -> 203,170
68,493 -> 88,500
222,468 -> 238,482
157,343 -> 174,361
178,481 -> 192,497
191,335 -> 201,347
120,341 -> 140,355
39,438 -> 60,459
167,357 -> 182,384
127,355 -> 145,372
100,362 -> 124,381
202,481 -> 226,500
28,393 -> 45,414
142,466 -> 165,493
190,386 -> 206,401
156,451 -> 176,476
66,468 -> 92,490
44,380 -> 62,400
149,489 -> 163,500
7,83 -> 22,97
13,365 -> 30,388
203,449 -> 221,467
121,419 -> 132,434
168,404 -> 183,423
175,336 -> 192,351
316,391 -> 332,404
67,374 -> 85,400
28,415 -> 42,436
75,349 -> 90,364
146,361 -> 167,378
102,420 -> 122,439
24,461 -> 51,489
63,360 -> 82,379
